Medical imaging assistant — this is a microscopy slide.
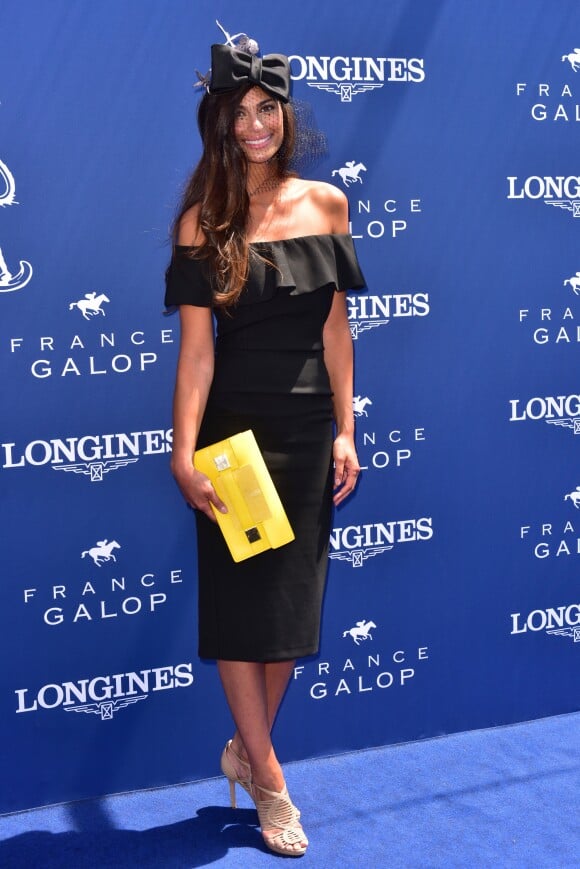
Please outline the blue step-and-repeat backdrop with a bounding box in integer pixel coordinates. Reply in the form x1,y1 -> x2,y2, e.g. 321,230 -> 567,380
1,0 -> 579,814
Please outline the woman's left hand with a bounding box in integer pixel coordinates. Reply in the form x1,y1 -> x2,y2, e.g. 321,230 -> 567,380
332,433 -> 361,506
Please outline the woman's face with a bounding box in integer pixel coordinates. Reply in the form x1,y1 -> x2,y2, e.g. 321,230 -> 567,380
234,87 -> 284,163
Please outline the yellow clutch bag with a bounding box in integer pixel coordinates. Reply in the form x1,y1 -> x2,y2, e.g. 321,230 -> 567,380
193,429 -> 295,562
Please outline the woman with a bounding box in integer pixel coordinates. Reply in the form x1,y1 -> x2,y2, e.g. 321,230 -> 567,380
165,36 -> 365,857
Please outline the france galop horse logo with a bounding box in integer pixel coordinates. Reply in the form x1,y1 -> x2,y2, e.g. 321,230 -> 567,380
342,620 -> 377,645
562,48 -> 580,72
81,539 -> 121,567
69,292 -> 110,319
0,159 -> 33,293
564,487 -> 580,509
353,395 -> 372,418
563,272 -> 580,296
332,161 -> 367,187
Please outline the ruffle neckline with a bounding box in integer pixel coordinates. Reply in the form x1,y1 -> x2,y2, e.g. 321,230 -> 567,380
176,233 -> 364,306
175,231 -> 347,250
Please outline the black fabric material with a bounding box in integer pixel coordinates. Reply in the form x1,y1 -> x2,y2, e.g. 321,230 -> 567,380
164,233 -> 365,310
196,393 -> 334,661
165,234 -> 366,395
209,43 -> 291,102
167,234 -> 365,661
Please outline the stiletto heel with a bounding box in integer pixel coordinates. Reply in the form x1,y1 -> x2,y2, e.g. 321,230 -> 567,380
227,778 -> 236,808
220,739 -> 252,808
251,781 -> 308,857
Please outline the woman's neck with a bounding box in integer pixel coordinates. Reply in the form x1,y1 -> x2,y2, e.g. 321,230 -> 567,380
246,163 -> 280,198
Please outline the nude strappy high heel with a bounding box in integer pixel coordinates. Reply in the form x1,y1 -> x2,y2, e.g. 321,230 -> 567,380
220,739 -> 252,808
251,782 -> 308,857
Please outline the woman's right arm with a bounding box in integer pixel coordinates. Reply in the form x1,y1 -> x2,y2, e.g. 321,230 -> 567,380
170,306 -> 226,521
170,208 -> 227,521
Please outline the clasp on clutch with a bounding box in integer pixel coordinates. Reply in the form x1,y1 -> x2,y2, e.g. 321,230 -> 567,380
214,453 -> 231,471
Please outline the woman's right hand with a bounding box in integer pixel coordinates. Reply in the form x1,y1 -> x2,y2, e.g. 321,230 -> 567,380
171,461 -> 228,522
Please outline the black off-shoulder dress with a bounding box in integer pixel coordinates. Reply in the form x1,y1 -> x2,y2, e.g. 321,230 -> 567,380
165,234 -> 365,662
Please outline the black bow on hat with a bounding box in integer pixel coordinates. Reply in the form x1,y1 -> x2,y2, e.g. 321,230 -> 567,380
209,43 -> 290,103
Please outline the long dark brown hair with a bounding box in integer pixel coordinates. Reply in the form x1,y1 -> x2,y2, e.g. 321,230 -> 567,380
173,85 -> 296,306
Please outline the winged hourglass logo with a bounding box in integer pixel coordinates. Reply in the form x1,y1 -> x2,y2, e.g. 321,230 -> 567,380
65,696 -> 148,721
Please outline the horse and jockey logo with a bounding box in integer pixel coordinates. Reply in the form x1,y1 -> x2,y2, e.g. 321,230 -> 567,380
564,272 -> 580,296
69,292 -> 110,319
562,48 -> 580,72
81,539 -> 121,567
342,620 -> 377,645
564,487 -> 580,509
353,395 -> 372,418
0,159 -> 33,294
332,161 -> 367,187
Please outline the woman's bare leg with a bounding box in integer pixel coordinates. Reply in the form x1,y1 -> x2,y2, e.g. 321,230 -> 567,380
227,659 -> 295,760
264,659 -> 296,726
217,660 -> 294,791
217,659 -> 306,853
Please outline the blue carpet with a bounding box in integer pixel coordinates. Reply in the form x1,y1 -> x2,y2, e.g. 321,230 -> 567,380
1,712 -> 578,868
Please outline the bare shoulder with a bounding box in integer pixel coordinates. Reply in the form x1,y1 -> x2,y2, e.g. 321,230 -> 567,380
289,179 -> 349,233
306,180 -> 348,232
306,179 -> 348,208
177,204 -> 206,246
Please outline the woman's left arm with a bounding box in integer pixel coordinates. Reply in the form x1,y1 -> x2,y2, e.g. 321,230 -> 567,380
314,181 -> 361,504
323,292 -> 361,505
320,183 -> 361,505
